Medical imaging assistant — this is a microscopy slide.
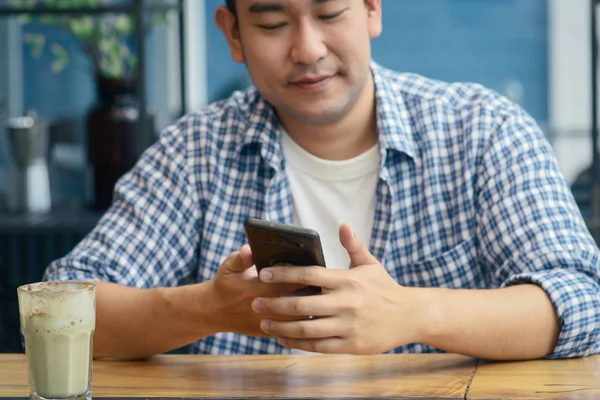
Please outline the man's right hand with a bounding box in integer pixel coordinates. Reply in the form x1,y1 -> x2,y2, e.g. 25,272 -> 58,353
90,245 -> 304,360
208,244 -> 304,337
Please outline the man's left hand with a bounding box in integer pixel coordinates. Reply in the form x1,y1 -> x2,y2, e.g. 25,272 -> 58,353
251,223 -> 426,354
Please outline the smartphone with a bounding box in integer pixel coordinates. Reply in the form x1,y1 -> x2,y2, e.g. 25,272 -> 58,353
244,218 -> 326,295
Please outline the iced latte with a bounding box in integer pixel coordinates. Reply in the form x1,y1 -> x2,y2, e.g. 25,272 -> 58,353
18,282 -> 96,400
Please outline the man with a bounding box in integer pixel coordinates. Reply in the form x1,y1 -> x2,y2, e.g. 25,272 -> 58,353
44,0 -> 600,361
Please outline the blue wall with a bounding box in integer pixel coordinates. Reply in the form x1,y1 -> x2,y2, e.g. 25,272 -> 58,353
205,0 -> 548,122
22,24 -> 95,123
373,0 -> 548,122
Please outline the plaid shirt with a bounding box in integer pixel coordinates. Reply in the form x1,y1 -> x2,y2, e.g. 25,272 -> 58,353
45,62 -> 600,358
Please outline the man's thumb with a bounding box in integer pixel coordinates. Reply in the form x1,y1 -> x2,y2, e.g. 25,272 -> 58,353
220,244 -> 254,274
339,223 -> 378,267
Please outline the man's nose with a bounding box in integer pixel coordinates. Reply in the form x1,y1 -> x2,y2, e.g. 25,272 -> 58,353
290,23 -> 328,65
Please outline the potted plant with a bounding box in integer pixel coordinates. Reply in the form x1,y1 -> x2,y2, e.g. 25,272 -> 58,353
13,0 -> 168,210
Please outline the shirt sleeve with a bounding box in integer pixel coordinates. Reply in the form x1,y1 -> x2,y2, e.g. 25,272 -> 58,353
43,119 -> 202,288
476,106 -> 600,359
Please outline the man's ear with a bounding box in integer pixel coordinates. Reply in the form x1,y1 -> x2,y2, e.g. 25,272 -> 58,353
215,6 -> 245,63
364,0 -> 382,39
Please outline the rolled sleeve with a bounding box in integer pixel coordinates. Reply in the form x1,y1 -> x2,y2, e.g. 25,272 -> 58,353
477,107 -> 600,358
503,265 -> 600,358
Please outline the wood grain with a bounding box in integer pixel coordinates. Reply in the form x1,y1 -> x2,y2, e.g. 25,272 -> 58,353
467,355 -> 600,399
0,353 -> 476,399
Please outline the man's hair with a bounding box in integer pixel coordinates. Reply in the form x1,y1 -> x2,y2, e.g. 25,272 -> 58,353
225,0 -> 237,16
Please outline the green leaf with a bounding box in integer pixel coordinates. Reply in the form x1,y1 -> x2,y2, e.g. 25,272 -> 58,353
17,14 -> 32,24
100,50 -> 123,79
68,16 -> 95,40
113,15 -> 133,37
12,0 -> 35,23
50,42 -> 69,73
98,37 -> 112,54
23,33 -> 46,59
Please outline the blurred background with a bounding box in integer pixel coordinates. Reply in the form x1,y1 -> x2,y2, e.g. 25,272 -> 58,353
0,0 -> 598,352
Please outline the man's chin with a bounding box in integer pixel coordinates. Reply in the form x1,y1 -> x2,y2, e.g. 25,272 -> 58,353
280,103 -> 350,126
291,112 -> 346,126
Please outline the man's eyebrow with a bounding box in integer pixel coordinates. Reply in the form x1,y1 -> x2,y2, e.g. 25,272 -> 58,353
248,2 -> 287,13
248,0 -> 335,13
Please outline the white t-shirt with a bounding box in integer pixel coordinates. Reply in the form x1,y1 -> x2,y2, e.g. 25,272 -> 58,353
280,131 -> 380,353
281,131 -> 380,268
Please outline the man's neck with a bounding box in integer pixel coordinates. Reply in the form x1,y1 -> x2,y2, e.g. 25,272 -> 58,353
279,75 -> 378,161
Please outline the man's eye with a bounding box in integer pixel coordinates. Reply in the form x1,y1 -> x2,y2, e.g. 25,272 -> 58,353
320,9 -> 346,20
258,23 -> 287,30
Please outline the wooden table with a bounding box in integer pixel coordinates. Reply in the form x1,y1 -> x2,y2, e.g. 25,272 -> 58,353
468,356 -> 600,399
1,353 -> 599,399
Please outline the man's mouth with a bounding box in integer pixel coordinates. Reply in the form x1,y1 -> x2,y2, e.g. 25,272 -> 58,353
290,74 -> 335,90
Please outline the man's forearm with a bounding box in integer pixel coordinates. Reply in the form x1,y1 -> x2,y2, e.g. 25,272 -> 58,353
93,281 -> 220,360
414,284 -> 560,360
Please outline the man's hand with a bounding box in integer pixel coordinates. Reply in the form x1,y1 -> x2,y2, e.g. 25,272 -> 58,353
250,223 -> 561,360
209,244 -> 305,337
91,244 -> 304,360
250,223 -> 424,354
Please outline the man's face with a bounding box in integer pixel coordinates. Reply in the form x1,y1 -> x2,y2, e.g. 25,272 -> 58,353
217,0 -> 382,126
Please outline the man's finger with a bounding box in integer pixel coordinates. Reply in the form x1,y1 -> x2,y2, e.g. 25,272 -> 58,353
277,337 -> 347,354
239,244 -> 254,267
339,223 -> 378,267
252,293 -> 336,317
260,317 -> 340,339
220,245 -> 254,274
259,265 -> 340,289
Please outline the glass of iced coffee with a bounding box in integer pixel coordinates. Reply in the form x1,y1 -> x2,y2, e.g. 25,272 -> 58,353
17,282 -> 96,400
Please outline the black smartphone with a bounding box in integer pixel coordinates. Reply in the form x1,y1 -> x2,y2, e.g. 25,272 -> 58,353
244,218 -> 326,295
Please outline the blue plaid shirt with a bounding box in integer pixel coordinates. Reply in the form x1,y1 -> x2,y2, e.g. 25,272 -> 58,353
45,62 -> 600,358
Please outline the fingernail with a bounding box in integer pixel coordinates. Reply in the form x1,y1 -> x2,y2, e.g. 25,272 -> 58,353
278,337 -> 287,346
260,320 -> 271,333
260,269 -> 273,282
252,299 -> 263,312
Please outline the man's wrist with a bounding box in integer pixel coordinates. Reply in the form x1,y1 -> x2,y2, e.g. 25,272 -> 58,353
406,286 -> 445,346
154,281 -> 222,339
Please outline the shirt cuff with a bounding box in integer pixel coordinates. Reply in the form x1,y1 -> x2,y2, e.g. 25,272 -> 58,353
502,268 -> 600,359
43,255 -> 111,283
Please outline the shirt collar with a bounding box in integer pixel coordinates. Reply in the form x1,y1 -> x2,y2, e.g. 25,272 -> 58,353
371,60 -> 415,159
235,89 -> 284,169
235,60 -> 415,161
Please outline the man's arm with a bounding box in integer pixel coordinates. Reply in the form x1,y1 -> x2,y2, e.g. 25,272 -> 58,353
92,281 -> 218,360
415,104 -> 600,360
413,108 -> 600,360
416,284 -> 560,360
469,108 -> 600,359
418,108 -> 600,360
44,119 -> 205,359
92,245 -> 304,359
